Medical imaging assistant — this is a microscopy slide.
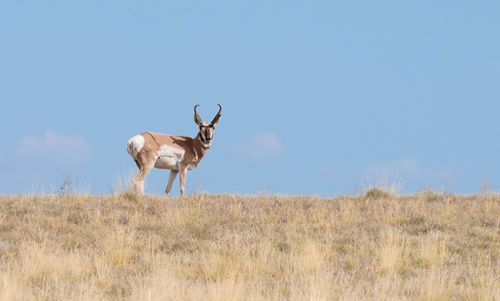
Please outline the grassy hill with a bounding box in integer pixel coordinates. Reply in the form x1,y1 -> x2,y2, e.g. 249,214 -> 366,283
0,191 -> 498,300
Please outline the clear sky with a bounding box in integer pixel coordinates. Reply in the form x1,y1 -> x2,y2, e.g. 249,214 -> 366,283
1,1 -> 499,195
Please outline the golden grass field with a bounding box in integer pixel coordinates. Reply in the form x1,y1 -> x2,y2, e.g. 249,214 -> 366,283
0,190 -> 498,300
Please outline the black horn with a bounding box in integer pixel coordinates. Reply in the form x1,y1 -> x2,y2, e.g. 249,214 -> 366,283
210,104 -> 222,126
194,104 -> 204,126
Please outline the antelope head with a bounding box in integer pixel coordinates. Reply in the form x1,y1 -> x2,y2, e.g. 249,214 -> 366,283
194,104 -> 222,147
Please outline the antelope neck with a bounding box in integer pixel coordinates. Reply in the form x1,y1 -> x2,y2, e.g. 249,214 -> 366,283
195,134 -> 211,150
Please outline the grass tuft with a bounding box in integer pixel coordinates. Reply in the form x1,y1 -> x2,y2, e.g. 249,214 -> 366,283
365,187 -> 391,199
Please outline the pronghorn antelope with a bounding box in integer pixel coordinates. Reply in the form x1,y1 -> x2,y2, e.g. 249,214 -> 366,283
126,104 -> 221,196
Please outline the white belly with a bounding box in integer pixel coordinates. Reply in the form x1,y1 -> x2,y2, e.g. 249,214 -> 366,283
154,145 -> 185,170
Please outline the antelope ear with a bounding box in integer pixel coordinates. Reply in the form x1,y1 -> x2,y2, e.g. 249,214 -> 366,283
210,104 -> 222,127
194,105 -> 204,126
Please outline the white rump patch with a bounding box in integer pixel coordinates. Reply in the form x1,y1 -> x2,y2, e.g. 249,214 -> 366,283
155,145 -> 185,170
126,135 -> 145,159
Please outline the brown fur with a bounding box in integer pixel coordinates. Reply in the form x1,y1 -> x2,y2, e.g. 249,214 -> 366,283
139,132 -> 209,169
129,105 -> 221,196
132,132 -> 210,196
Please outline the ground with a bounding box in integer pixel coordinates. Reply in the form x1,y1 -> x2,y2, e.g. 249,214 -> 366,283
0,191 -> 498,300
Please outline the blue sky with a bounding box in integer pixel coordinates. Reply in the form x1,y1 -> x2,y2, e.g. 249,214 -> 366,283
1,1 -> 499,195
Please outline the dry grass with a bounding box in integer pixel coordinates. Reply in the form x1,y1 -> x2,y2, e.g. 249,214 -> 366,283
0,191 -> 498,300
